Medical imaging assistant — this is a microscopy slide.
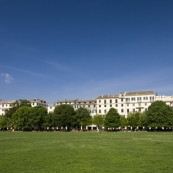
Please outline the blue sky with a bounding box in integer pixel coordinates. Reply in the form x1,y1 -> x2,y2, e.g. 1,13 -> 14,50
0,0 -> 173,103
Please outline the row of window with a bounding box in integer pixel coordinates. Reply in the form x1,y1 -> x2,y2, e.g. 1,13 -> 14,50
98,108 -> 148,114
98,103 -> 148,107
0,104 -> 12,107
73,105 -> 96,108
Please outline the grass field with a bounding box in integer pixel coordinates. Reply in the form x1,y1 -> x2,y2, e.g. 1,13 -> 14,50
0,131 -> 173,173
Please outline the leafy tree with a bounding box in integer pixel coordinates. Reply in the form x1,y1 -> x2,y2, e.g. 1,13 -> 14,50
75,107 -> 92,130
139,112 -> 147,128
93,114 -> 104,130
147,101 -> 173,129
43,112 -> 56,128
127,112 -> 140,130
54,104 -> 75,130
120,116 -> 129,128
104,108 -> 120,130
12,106 -> 32,130
30,106 -> 47,130
5,100 -> 31,118
0,116 -> 9,130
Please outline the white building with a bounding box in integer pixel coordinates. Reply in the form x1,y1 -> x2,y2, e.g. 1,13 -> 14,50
155,95 -> 173,108
30,98 -> 47,108
96,91 -> 155,117
0,98 -> 48,116
0,100 -> 16,116
47,104 -> 56,113
54,99 -> 97,117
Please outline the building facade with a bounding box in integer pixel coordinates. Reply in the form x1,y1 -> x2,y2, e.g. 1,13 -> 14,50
0,98 -> 47,116
0,100 -> 16,116
96,91 -> 155,117
53,99 -> 97,116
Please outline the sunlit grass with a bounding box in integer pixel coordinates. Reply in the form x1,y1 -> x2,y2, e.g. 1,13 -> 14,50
0,132 -> 173,173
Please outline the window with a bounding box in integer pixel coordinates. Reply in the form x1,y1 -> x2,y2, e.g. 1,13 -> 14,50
127,104 -> 129,106
133,103 -> 135,106
110,100 -> 112,103
99,100 -> 101,103
99,110 -> 101,113
115,99 -> 118,103
138,103 -> 141,106
104,110 -> 107,114
88,105 -> 90,108
126,98 -> 130,102
121,99 -> 123,102
99,105 -> 101,107
94,105 -> 95,107
145,108 -> 147,111
121,104 -> 123,107
116,104 -> 118,107
150,96 -> 154,101
145,103 -> 147,106
104,105 -> 106,107
131,97 -> 136,101
143,97 -> 148,100
121,109 -> 124,113
110,105 -> 112,107
104,100 -> 106,104
133,109 -> 135,112
137,97 -> 141,101
127,109 -> 129,113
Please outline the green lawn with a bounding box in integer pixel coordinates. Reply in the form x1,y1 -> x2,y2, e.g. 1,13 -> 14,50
0,131 -> 173,173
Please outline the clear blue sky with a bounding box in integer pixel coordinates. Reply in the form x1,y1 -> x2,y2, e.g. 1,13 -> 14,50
0,0 -> 173,103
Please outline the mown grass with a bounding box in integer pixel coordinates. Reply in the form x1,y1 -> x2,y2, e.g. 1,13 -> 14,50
0,131 -> 173,173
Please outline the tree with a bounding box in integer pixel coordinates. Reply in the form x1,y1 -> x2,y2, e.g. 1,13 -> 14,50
0,116 -> 10,130
30,106 -> 47,130
104,108 -> 120,130
93,114 -> 104,130
75,107 -> 92,130
127,112 -> 140,130
120,116 -> 129,128
139,112 -> 147,128
147,101 -> 173,129
43,112 -> 56,128
5,100 -> 31,118
54,104 -> 75,130
12,106 -> 32,130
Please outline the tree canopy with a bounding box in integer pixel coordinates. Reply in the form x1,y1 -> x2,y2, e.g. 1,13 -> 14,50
104,108 -> 120,129
93,114 -> 104,129
147,101 -> 173,128
75,107 -> 92,129
54,104 -> 75,130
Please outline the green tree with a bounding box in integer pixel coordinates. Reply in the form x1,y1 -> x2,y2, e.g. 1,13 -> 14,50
127,112 -> 140,130
31,106 -> 47,130
120,116 -> 129,128
93,114 -> 104,130
12,106 -> 32,130
104,108 -> 120,130
147,101 -> 173,129
0,116 -> 10,130
139,112 -> 148,128
75,107 -> 92,130
54,104 -> 75,130
43,112 -> 56,128
5,100 -> 31,118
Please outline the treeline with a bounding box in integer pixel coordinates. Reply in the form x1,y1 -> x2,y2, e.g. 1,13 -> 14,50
0,100 -> 173,131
